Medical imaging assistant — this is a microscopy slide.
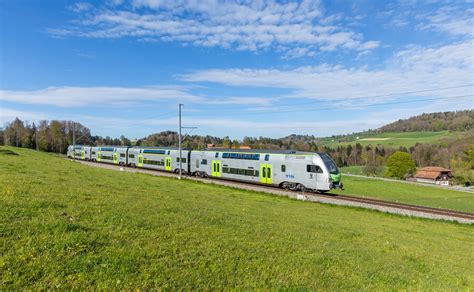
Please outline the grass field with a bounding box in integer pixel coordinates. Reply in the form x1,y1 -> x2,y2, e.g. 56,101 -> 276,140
340,165 -> 387,176
332,176 -> 474,213
320,131 -> 458,148
1,147 -> 474,289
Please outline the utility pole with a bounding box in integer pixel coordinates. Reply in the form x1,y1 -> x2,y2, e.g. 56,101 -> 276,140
177,104 -> 197,179
72,122 -> 76,161
178,104 -> 183,179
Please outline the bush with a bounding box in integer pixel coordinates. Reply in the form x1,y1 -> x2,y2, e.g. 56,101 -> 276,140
386,151 -> 416,179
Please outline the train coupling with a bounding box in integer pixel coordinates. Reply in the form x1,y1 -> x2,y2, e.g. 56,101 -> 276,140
331,182 -> 344,190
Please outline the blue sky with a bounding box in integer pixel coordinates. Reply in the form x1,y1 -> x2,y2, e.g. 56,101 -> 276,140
0,0 -> 473,139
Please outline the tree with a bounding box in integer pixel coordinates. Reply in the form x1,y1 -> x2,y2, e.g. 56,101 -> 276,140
386,151 -> 416,179
222,136 -> 231,148
232,139 -> 239,148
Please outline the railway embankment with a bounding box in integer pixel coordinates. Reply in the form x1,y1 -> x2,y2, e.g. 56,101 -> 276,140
74,159 -> 474,224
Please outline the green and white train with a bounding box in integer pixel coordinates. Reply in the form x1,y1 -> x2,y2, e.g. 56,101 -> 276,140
67,145 -> 343,192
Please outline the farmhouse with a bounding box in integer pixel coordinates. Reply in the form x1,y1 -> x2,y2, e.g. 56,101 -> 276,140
414,167 -> 453,185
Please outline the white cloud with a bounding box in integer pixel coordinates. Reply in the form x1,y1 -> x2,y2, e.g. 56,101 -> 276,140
179,41 -> 474,101
69,2 -> 93,12
48,0 -> 380,57
0,86 -> 202,107
0,107 -> 49,125
202,96 -> 274,106
418,6 -> 474,37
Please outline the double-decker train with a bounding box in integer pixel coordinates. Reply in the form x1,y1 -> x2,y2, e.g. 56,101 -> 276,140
67,145 -> 343,192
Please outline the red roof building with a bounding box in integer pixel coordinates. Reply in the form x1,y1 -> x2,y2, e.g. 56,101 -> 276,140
414,167 -> 453,185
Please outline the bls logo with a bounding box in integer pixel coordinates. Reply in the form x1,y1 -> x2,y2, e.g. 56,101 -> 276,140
286,174 -> 295,179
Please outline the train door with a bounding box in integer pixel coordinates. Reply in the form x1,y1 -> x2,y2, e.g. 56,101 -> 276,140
113,152 -> 119,164
137,154 -> 143,167
308,165 -> 324,189
97,151 -> 102,162
165,157 -> 172,171
81,150 -> 85,160
212,160 -> 221,177
260,164 -> 273,184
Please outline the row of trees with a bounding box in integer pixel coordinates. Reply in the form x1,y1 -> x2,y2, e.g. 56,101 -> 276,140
2,117 -> 473,184
377,110 -> 473,132
0,118 -> 131,154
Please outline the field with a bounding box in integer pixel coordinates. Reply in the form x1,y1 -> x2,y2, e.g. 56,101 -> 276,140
319,131 -> 457,148
340,165 -> 386,176
1,147 -> 474,289
332,176 -> 474,213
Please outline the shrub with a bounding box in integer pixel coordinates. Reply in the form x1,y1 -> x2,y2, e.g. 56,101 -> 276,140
386,151 -> 416,179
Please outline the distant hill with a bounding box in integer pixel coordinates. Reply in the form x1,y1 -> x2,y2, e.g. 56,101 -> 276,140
376,110 -> 473,133
316,110 -> 474,147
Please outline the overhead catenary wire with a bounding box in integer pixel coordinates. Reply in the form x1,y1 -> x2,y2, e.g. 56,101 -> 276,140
184,94 -> 474,117
125,111 -> 176,126
185,84 -> 474,112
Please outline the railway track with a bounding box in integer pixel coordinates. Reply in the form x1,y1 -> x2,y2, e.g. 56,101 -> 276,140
324,194 -> 474,221
71,159 -> 474,224
216,179 -> 474,222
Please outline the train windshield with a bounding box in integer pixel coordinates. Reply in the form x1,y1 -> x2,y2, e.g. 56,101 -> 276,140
319,153 -> 339,173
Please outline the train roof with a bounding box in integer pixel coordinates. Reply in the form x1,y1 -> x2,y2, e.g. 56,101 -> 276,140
92,145 -> 129,148
131,146 -> 192,150
203,148 -> 319,156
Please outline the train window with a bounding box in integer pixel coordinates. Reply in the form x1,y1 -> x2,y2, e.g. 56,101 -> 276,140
222,153 -> 260,160
281,165 -> 286,172
144,149 -> 166,154
129,154 -> 135,158
201,159 -> 207,165
265,154 -> 270,161
267,167 -> 271,178
167,151 -> 170,155
176,157 -> 187,163
120,153 -> 125,158
92,151 -> 96,155
307,165 -> 323,173
215,152 -> 219,158
222,167 -> 260,177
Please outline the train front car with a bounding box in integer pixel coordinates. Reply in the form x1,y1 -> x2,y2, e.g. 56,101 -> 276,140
316,152 -> 343,190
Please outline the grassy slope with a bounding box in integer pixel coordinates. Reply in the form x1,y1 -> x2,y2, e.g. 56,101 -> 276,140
340,165 -> 381,176
320,131 -> 457,148
332,176 -> 474,213
1,147 -> 473,289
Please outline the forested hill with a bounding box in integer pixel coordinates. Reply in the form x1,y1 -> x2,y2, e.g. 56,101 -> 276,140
375,110 -> 473,133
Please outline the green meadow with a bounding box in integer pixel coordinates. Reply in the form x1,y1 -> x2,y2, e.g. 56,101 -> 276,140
332,175 -> 474,213
320,131 -> 457,148
1,147 -> 473,289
